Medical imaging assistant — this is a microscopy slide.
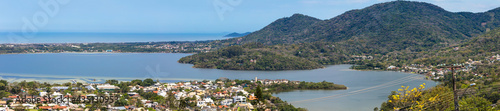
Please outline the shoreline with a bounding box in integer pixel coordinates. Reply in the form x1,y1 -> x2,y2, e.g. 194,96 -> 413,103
270,88 -> 349,94
351,68 -> 436,81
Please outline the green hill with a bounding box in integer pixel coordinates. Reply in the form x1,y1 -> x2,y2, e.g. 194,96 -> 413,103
178,43 -> 328,70
181,1 -> 500,70
231,1 -> 500,53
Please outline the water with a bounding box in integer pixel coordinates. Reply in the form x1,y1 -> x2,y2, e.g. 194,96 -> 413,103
0,53 -> 437,111
0,32 -> 229,43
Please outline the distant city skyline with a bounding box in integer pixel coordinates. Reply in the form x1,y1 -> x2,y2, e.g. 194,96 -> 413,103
0,0 -> 499,33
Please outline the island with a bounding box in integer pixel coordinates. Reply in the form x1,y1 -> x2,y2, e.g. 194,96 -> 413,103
224,32 -> 252,37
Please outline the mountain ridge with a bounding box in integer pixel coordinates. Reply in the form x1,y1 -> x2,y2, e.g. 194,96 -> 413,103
179,1 -> 500,70
229,1 -> 500,53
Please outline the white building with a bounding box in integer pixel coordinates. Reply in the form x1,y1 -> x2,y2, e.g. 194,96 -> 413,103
96,84 -> 119,90
220,99 -> 233,106
197,98 -> 214,107
233,96 -> 246,104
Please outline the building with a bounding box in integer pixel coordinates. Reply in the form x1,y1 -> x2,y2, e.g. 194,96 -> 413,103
220,99 -> 233,106
0,101 -> 6,106
96,84 -> 119,92
233,96 -> 246,104
197,98 -> 214,107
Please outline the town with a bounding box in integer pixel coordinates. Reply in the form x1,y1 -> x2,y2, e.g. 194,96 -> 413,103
0,77 -> 346,111
0,41 -> 217,54
385,54 -> 500,81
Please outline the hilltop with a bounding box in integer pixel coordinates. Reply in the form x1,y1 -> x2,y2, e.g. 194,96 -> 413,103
227,1 -> 500,53
224,32 -> 252,37
180,1 -> 500,70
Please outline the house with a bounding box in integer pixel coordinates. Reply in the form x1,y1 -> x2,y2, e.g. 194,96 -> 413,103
39,91 -> 48,96
96,84 -> 119,91
85,85 -> 96,90
248,95 -> 257,101
0,107 -> 10,111
51,86 -> 69,91
52,92 -> 63,97
235,103 -> 254,110
111,106 -> 127,110
220,99 -> 233,106
51,105 -> 68,110
233,96 -> 246,103
197,98 -> 214,107
153,82 -> 162,87
387,65 -> 397,70
157,90 -> 167,97
0,101 -> 6,105
175,92 -> 185,100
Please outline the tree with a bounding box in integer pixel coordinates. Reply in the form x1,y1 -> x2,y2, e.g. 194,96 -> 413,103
131,79 -> 142,86
0,80 -> 7,90
105,80 -> 119,85
255,85 -> 263,102
455,96 -> 493,111
114,96 -> 129,106
143,78 -> 155,86
0,91 -> 10,98
0,83 -> 5,91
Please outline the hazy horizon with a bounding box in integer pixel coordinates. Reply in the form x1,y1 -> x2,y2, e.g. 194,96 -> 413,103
0,0 -> 499,34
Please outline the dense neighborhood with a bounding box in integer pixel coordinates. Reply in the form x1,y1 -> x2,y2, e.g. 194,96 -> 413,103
0,77 -> 344,111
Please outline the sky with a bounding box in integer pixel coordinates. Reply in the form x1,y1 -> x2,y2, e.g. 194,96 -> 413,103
0,0 -> 499,33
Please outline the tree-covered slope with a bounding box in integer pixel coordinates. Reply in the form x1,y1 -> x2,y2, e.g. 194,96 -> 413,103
234,1 -> 500,53
232,14 -> 322,45
411,27 -> 500,65
180,1 -> 500,70
178,43 -> 331,70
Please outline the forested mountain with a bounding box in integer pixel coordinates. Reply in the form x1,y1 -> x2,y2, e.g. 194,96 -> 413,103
234,14 -> 322,45
180,1 -> 500,70
231,1 -> 500,53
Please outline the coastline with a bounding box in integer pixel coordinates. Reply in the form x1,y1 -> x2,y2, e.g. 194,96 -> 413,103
351,68 -> 436,81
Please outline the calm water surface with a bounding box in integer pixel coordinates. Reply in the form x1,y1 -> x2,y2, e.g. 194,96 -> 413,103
0,53 -> 437,111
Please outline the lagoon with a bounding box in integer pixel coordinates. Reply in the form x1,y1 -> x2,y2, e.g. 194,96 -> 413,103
0,53 -> 437,111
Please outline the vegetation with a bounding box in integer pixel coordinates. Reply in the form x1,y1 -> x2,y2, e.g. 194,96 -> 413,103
377,81 -> 499,111
180,1 -> 500,70
215,79 -> 341,111
178,42 -> 335,70
351,27 -> 500,70
0,41 -> 217,54
2,0 -> 500,110
225,1 -> 500,54
224,32 -> 251,37
265,81 -> 347,93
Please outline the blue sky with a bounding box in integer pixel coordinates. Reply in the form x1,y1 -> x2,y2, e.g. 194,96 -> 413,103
0,0 -> 499,33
